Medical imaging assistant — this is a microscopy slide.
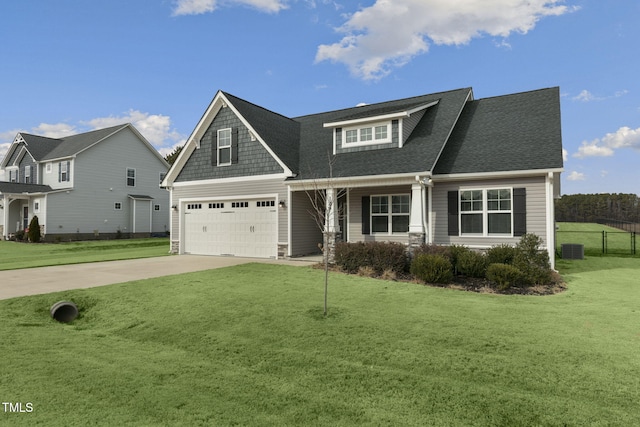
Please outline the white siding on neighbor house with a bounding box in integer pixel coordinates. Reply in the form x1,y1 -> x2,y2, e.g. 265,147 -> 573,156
432,175 -> 548,248
46,127 -> 169,235
170,176 -> 288,248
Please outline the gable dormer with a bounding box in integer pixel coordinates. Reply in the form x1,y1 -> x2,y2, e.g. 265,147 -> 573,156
324,100 -> 439,155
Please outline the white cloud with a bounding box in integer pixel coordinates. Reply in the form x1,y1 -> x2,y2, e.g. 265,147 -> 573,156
84,110 -> 185,149
315,0 -> 578,80
572,90 -> 599,102
572,89 -> 629,102
172,0 -> 287,15
574,126 -> 640,158
32,123 -> 77,138
567,171 -> 586,181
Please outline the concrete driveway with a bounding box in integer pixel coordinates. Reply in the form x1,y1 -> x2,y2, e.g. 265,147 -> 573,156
0,255 -> 318,300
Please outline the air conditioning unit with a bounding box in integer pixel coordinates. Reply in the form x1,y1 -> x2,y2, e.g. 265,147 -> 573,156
561,243 -> 584,260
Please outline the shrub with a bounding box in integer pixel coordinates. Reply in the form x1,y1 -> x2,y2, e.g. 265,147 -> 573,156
457,250 -> 488,278
412,243 -> 451,261
28,216 -> 42,243
486,263 -> 523,290
513,234 -> 552,285
410,254 -> 453,284
487,244 -> 517,265
14,230 -> 26,242
448,244 -> 470,275
334,242 -> 408,275
380,269 -> 397,281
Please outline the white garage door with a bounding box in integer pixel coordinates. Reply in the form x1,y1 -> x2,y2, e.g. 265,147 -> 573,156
183,198 -> 277,258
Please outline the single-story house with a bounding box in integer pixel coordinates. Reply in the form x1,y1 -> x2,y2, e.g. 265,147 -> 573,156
162,87 -> 563,267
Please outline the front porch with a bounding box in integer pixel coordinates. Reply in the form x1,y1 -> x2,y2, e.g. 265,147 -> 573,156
287,175 -> 433,258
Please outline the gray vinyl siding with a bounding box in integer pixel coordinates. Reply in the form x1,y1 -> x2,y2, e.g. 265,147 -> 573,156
170,176 -> 288,244
432,176 -> 548,247
348,185 -> 413,245
290,191 -> 323,256
46,127 -> 169,235
176,106 -> 284,182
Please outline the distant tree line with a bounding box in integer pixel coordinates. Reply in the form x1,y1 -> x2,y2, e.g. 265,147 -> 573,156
555,193 -> 640,224
164,145 -> 184,166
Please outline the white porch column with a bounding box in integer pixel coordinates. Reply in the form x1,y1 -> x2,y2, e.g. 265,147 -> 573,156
324,187 -> 340,233
1,195 -> 7,240
409,183 -> 424,233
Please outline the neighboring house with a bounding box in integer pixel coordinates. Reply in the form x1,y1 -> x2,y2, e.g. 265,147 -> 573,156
0,124 -> 170,241
162,87 -> 564,267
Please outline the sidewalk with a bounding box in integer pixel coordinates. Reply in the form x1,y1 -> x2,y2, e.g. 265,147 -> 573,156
0,255 -> 318,300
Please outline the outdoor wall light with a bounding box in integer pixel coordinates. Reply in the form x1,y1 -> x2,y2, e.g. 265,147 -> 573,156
172,205 -> 178,210
279,200 -> 286,208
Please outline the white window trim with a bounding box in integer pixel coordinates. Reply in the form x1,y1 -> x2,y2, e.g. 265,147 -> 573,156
459,187 -> 514,237
217,128 -> 232,166
126,168 -> 136,187
46,163 -> 52,174
7,167 -> 18,182
342,121 -> 392,147
370,194 -> 410,235
24,165 -> 31,183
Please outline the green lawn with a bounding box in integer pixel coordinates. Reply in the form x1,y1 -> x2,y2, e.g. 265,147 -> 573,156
0,238 -> 170,270
556,222 -> 637,256
1,258 -> 640,425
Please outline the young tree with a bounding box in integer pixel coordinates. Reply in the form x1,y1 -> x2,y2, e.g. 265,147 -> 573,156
304,154 -> 346,317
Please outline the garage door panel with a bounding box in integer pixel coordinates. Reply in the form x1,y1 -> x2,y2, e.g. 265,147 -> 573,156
184,198 -> 277,258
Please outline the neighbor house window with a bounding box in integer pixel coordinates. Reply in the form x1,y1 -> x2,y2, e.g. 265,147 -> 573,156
343,122 -> 391,146
371,195 -> 410,234
114,202 -> 122,210
217,128 -> 232,166
46,163 -> 52,173
154,204 -> 160,211
460,188 -> 512,236
34,201 -> 40,213
127,168 -> 136,187
58,161 -> 70,182
24,165 -> 31,184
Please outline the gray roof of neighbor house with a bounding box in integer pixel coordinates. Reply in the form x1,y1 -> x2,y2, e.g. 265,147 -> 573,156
292,87 -> 473,180
8,124 -> 132,164
433,87 -> 564,175
0,182 -> 52,194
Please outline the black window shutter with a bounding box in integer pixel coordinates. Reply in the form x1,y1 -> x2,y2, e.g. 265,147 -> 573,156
448,191 -> 459,236
58,162 -> 61,182
67,161 -> 71,182
231,128 -> 239,164
211,132 -> 218,166
362,196 -> 370,235
513,187 -> 527,236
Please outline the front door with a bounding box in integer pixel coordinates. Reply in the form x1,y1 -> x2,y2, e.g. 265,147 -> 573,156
22,206 -> 29,230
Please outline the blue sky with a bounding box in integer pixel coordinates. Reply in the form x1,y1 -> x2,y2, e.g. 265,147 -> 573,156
1,0 -> 639,195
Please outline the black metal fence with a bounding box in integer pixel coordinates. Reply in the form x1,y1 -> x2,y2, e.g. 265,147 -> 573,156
556,230 -> 637,257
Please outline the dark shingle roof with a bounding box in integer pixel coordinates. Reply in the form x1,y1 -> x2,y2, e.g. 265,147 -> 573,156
292,88 -> 472,180
433,87 -> 563,175
0,182 -> 52,194
41,125 -> 128,160
19,134 -> 64,161
223,92 -> 300,173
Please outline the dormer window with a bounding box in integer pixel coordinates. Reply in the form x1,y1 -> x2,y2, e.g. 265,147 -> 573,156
342,122 -> 391,147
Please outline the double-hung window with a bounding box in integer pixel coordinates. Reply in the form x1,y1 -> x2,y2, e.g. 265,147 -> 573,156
217,128 -> 232,166
460,188 -> 512,236
127,168 -> 136,187
371,195 -> 410,234
9,169 -> 18,182
24,165 -> 31,184
59,161 -> 70,182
